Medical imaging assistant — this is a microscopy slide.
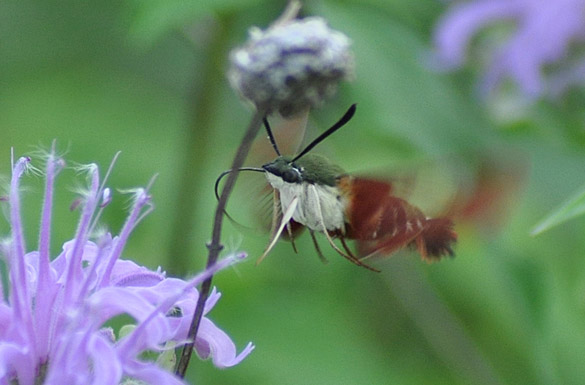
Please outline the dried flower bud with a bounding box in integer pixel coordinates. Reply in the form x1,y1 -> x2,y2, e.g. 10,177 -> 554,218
228,17 -> 354,117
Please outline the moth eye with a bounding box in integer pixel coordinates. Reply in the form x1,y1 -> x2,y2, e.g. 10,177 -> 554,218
282,169 -> 299,183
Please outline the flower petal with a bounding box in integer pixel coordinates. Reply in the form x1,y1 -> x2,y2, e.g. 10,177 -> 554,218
123,360 -> 186,385
195,318 -> 255,368
434,0 -> 519,67
88,334 -> 123,385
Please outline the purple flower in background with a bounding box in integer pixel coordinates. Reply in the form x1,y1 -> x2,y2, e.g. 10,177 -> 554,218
434,0 -> 585,98
0,148 -> 253,385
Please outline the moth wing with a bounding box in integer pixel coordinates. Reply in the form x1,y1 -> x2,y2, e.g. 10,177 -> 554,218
342,177 -> 454,262
348,153 -> 525,227
341,152 -> 522,261
221,170 -> 275,235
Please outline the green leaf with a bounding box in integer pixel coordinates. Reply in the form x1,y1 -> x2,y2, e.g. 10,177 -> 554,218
531,183 -> 585,236
119,324 -> 137,339
156,342 -> 178,371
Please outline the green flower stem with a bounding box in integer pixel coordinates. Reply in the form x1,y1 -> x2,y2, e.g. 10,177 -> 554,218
176,107 -> 265,378
167,15 -> 233,275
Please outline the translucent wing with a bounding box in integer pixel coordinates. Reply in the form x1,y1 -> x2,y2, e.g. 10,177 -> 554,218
341,152 -> 525,262
342,176 -> 456,262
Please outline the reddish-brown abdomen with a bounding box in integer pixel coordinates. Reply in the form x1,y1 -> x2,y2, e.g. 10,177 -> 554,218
342,177 -> 457,261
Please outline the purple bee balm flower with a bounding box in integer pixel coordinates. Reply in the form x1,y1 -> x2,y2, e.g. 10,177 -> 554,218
434,0 -> 585,98
0,147 -> 253,385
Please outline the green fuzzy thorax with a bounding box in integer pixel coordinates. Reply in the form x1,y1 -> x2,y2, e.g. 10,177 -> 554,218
263,154 -> 346,186
295,154 -> 346,186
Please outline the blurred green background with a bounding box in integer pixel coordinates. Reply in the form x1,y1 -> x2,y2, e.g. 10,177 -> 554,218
2,1 -> 585,384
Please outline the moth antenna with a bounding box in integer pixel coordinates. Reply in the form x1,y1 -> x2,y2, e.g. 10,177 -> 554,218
292,104 -> 357,162
263,116 -> 281,156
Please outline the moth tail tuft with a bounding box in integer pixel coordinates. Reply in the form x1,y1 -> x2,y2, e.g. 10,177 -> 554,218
416,218 -> 457,261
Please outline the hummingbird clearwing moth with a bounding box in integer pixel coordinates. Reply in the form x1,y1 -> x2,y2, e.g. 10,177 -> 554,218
216,104 -> 457,272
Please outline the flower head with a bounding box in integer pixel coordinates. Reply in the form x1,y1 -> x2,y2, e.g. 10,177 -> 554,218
0,147 -> 253,384
434,0 -> 585,98
229,16 -> 354,117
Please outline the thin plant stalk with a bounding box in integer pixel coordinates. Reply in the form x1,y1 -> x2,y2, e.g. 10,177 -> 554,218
167,16 -> 233,275
176,107 -> 266,377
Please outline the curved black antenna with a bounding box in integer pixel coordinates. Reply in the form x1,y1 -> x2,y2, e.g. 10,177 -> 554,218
214,167 -> 265,201
292,104 -> 357,162
263,117 -> 281,156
